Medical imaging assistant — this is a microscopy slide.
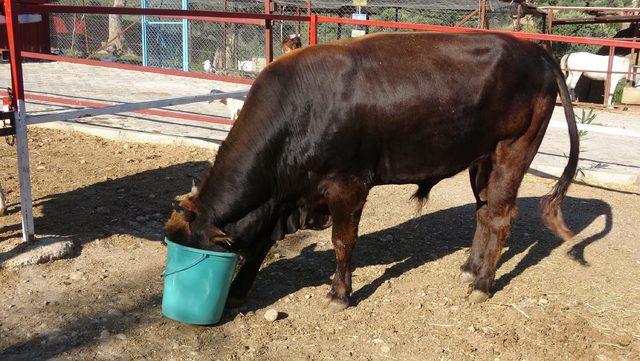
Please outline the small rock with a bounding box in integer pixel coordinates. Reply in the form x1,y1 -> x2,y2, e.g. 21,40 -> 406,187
36,165 -> 46,170
264,309 -> 279,322
107,309 -> 123,317
115,333 -> 127,341
135,216 -> 147,222
372,338 -> 385,344
381,345 -> 391,353
383,234 -> 393,241
79,159 -> 86,164
273,253 -> 281,259
69,271 -> 83,281
538,298 -> 549,306
467,326 -> 476,333
123,144 -> 130,149
304,294 -> 312,299
99,330 -> 110,339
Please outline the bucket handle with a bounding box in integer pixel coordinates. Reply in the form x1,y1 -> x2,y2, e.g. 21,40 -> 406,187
162,254 -> 207,278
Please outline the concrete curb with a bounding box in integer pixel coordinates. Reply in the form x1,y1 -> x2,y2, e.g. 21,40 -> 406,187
529,164 -> 640,186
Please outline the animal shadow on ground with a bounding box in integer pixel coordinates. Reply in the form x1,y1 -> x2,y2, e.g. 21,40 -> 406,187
0,161 -> 210,263
232,196 -> 611,320
0,163 -> 612,322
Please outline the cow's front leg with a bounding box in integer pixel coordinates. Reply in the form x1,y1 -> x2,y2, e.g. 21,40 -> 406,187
323,178 -> 368,312
226,239 -> 275,307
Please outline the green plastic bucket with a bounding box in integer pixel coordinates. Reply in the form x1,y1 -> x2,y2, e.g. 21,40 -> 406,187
162,238 -> 238,325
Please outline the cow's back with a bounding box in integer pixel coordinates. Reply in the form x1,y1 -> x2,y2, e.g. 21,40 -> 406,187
258,33 -> 557,185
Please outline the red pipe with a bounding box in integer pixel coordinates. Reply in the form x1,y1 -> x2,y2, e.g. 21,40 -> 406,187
12,91 -> 235,126
317,16 -> 640,50
18,4 -> 311,23
309,14 -> 317,45
3,0 -> 26,107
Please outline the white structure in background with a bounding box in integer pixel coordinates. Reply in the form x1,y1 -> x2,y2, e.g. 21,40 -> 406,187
203,59 -> 215,73
561,52 -> 631,105
238,58 -> 267,73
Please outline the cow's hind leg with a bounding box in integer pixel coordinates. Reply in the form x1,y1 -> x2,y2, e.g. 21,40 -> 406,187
468,99 -> 553,303
460,156 -> 492,284
323,177 -> 369,311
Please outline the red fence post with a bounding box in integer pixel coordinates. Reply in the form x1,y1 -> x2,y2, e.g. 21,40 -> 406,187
309,14 -> 317,45
604,46 -> 615,107
3,0 -> 35,242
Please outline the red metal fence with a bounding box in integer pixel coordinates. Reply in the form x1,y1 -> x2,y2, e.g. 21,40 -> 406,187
4,2 -> 640,109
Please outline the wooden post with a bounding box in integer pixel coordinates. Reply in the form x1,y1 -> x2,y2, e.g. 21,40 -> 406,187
223,0 -> 227,69
604,46 -> 615,107
264,0 -> 273,63
307,0 -> 311,15
3,0 -> 35,242
515,4 -> 523,31
479,0 -> 488,29
546,10 -> 554,52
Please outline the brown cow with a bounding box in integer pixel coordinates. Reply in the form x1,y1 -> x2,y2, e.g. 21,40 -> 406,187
165,32 -> 578,311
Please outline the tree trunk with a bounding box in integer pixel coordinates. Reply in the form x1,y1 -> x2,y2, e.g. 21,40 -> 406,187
108,0 -> 127,54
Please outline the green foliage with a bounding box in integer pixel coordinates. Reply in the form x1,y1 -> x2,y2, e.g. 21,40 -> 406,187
575,108 -> 597,137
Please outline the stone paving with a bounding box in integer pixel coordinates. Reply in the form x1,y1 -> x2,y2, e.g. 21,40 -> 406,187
1,61 -> 639,185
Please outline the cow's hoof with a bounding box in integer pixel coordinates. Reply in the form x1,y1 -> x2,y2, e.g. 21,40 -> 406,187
327,298 -> 349,312
458,271 -> 475,284
225,296 -> 246,308
325,292 -> 350,312
468,290 -> 490,304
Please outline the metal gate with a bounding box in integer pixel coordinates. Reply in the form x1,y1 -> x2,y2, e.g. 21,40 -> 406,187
141,0 -> 189,71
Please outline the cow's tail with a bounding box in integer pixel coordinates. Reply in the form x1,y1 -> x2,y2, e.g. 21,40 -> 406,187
540,58 -> 580,242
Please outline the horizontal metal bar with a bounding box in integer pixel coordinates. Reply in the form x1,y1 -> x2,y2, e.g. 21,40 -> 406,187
0,90 -> 237,126
147,21 -> 182,25
156,14 -> 263,25
316,16 -> 640,50
18,4 -> 310,23
561,68 -> 633,75
25,90 -> 248,125
21,51 -> 255,85
538,6 -> 640,12
552,15 -> 640,25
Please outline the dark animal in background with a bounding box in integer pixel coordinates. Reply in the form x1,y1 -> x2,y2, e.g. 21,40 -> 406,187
165,32 -> 579,311
281,33 -> 302,54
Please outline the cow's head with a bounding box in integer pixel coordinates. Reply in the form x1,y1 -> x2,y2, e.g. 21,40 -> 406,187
164,196 -> 234,251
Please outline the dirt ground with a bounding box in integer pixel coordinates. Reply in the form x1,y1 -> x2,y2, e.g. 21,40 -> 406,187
0,128 -> 639,360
